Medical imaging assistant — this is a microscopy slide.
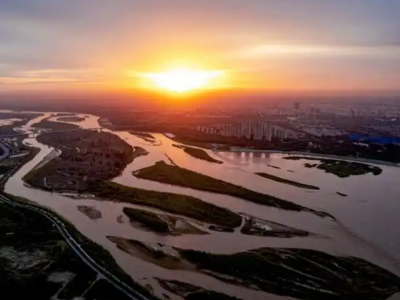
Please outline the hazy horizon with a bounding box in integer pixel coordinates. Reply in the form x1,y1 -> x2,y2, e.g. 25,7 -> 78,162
1,0 -> 400,95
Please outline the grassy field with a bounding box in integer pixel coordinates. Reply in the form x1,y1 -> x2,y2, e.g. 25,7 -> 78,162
173,144 -> 223,164
89,181 -> 242,228
134,161 -> 331,218
255,172 -> 320,190
123,207 -> 170,233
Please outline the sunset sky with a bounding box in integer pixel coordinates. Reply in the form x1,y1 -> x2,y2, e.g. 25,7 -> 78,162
1,0 -> 400,94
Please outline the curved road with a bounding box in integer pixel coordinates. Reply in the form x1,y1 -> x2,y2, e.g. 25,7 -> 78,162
0,192 -> 152,300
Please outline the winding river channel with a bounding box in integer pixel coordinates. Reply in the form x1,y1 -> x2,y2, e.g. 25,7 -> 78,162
4,111 -> 400,300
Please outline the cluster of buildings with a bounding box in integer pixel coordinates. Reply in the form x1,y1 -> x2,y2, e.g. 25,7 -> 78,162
190,122 -> 288,141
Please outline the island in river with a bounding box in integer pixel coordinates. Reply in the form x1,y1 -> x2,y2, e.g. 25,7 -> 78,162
31,118 -> 80,131
172,144 -> 223,164
108,238 -> 400,300
5,112 -> 400,300
133,161 -> 331,218
23,130 -> 331,230
255,172 -> 319,190
22,130 -> 242,229
284,156 -> 383,178
24,130 -> 134,191
77,205 -> 102,219
56,116 -> 86,122
123,207 -> 207,235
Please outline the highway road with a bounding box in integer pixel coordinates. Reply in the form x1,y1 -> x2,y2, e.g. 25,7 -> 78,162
0,193 -> 152,300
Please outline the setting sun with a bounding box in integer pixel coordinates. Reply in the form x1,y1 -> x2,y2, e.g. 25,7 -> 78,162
139,69 -> 223,93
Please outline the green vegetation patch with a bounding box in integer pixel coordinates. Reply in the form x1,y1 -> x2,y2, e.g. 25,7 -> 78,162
123,207 -> 169,233
177,246 -> 400,300
32,119 -> 79,130
173,144 -> 223,164
255,172 -> 319,190
90,181 -> 242,228
285,156 -> 382,178
134,161 -> 331,218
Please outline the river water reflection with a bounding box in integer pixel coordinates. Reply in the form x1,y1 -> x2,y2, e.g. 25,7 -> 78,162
4,111 -> 400,299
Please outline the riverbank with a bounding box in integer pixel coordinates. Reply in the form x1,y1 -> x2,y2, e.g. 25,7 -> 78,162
133,161 -> 331,218
240,215 -> 309,238
30,149 -> 60,172
130,131 -> 155,140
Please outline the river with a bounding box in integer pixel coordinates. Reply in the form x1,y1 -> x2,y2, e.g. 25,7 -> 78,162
4,111 -> 400,300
